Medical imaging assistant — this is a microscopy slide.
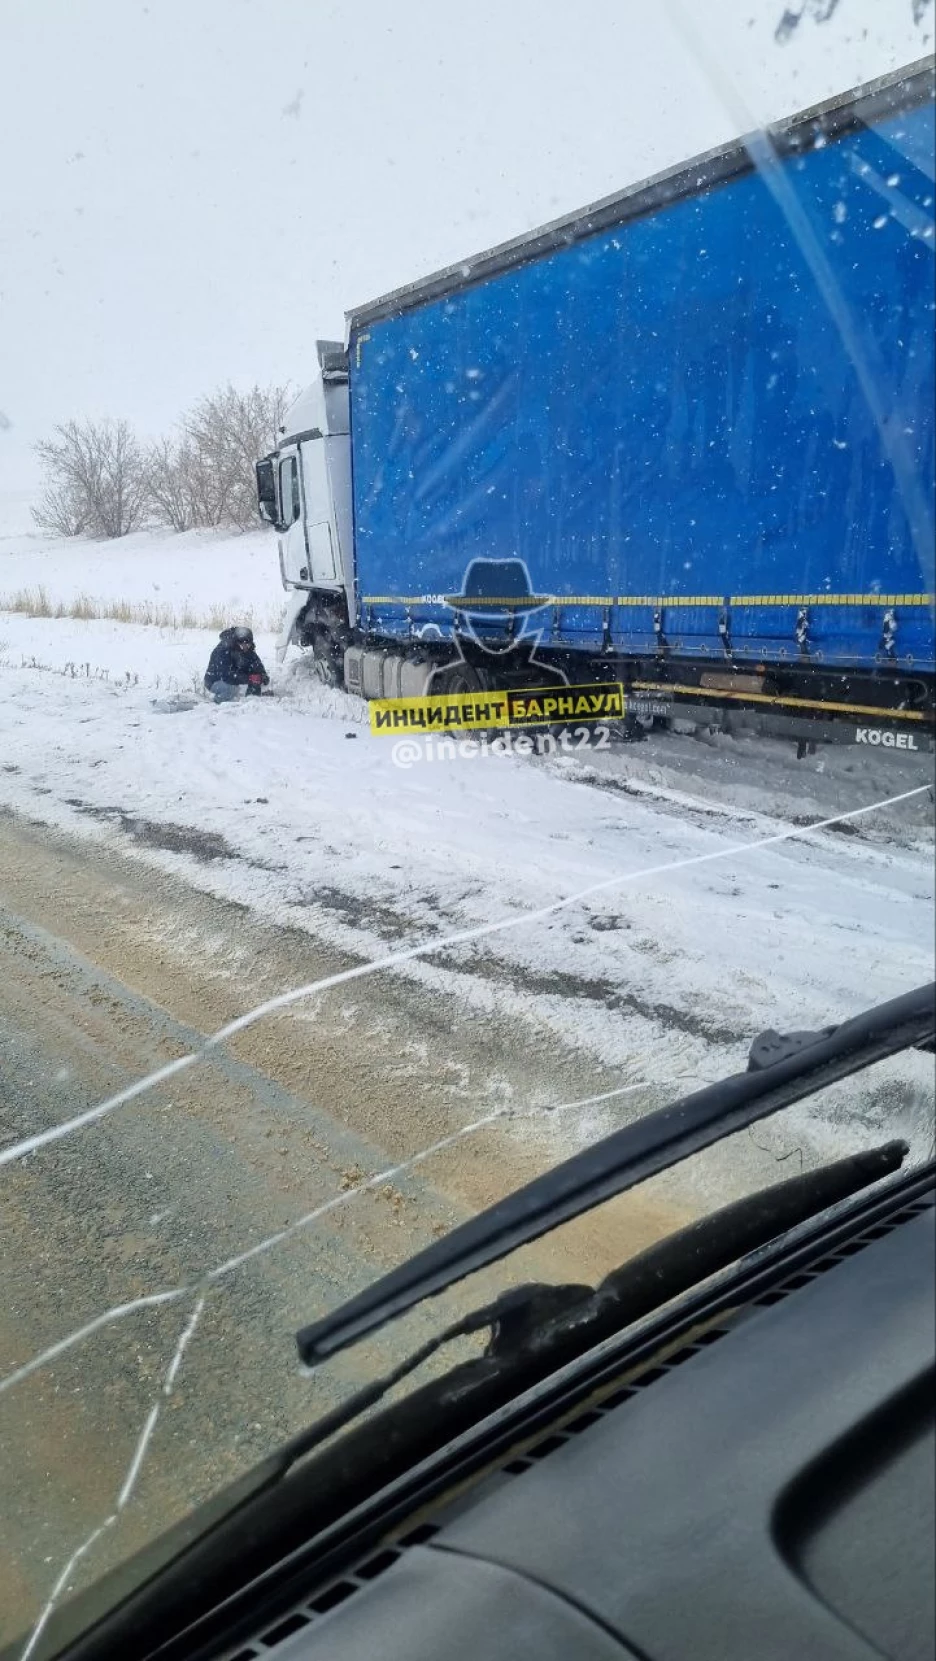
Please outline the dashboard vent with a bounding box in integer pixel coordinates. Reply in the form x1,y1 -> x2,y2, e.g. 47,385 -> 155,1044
220,1525 -> 442,1659
500,1322 -> 732,1475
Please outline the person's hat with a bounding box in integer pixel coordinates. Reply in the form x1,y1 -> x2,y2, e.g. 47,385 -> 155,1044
233,626 -> 254,646
445,559 -> 552,615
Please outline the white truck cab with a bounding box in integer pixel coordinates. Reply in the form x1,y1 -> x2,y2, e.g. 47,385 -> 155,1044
256,340 -> 354,620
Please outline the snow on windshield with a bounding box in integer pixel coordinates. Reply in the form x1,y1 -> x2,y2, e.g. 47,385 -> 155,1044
1,0 -> 934,1653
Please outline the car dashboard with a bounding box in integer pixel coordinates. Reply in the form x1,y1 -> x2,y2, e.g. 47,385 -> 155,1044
212,1175 -> 935,1661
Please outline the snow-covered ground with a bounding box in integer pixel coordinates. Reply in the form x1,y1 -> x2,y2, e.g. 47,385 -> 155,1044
0,500 -> 281,631
2,518 -> 934,1160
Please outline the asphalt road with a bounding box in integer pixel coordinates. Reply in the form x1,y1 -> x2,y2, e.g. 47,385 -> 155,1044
0,811 -> 684,1651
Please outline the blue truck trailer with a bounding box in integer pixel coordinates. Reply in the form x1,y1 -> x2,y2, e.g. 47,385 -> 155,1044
259,59 -> 935,753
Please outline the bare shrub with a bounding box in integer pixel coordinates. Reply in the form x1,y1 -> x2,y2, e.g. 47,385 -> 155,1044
30,480 -> 91,539
33,419 -> 147,539
178,383 -> 291,531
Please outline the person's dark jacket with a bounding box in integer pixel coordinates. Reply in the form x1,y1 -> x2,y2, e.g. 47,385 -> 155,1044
204,629 -> 270,693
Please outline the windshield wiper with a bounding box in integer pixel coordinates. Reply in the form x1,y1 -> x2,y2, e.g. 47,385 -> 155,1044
296,981 -> 935,1365
283,1136 -> 910,1469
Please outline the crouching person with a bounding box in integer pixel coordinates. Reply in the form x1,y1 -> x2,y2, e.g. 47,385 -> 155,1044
204,626 -> 270,702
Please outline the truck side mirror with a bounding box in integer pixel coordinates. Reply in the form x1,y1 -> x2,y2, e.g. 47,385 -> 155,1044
255,456 -> 280,527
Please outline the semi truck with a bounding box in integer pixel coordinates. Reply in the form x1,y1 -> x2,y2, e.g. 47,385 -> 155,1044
257,59 -> 935,753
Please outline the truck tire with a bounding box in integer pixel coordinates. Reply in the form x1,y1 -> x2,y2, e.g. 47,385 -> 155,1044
432,661 -> 499,740
310,648 -> 342,688
432,662 -> 488,698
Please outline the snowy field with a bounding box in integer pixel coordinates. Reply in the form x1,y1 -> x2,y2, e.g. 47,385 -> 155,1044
0,492 -> 280,631
1,513 -> 934,1160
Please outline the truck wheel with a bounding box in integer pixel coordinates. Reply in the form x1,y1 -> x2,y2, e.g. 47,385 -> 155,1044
300,635 -> 342,687
433,662 -> 498,740
312,651 -> 342,688
433,662 -> 487,698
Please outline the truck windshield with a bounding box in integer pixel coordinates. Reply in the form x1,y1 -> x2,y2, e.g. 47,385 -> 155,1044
0,2 -> 933,1655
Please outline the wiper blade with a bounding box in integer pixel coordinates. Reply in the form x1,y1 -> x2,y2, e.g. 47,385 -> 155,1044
296,982 -> 935,1366
285,1136 -> 909,1466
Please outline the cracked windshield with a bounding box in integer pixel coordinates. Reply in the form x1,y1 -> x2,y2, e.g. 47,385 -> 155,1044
0,0 -> 934,1653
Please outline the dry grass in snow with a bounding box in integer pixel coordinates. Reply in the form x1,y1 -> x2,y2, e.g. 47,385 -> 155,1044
0,584 -> 284,633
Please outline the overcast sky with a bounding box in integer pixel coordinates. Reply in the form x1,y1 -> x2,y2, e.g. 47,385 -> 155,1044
0,0 -> 930,487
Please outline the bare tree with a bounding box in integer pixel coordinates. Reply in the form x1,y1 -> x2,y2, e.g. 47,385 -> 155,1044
33,418 -> 148,538
36,387 -> 291,538
30,478 -> 91,538
143,426 -> 232,531
144,435 -> 198,532
180,383 -> 291,530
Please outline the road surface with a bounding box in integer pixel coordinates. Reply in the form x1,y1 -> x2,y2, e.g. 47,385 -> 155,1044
0,810 -> 685,1648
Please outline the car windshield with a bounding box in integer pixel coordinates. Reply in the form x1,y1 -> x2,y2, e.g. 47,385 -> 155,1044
0,2 -> 934,1654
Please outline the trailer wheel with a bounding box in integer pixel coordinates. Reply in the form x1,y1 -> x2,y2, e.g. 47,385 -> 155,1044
610,713 -> 647,744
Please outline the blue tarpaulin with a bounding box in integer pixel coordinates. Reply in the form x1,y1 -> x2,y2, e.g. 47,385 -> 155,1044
349,96 -> 935,672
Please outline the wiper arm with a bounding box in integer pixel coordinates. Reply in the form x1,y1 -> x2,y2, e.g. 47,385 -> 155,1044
296,981 -> 934,1366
